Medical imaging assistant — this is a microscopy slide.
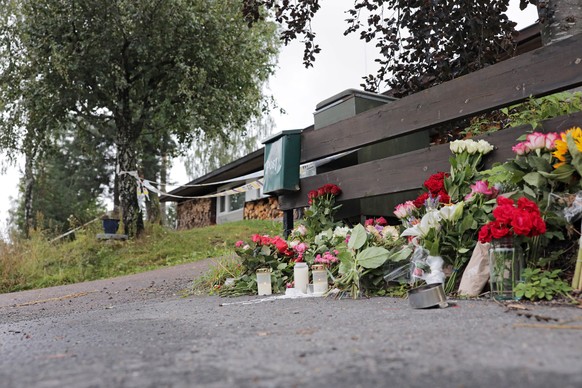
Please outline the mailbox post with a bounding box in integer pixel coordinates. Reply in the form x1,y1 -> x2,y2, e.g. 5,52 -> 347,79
262,130 -> 302,236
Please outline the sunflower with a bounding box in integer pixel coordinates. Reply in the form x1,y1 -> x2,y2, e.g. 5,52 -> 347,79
552,127 -> 582,169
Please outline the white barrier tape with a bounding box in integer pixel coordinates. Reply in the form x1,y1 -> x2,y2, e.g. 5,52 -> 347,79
121,170 -> 264,200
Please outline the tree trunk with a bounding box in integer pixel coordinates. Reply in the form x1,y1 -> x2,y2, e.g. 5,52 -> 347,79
117,133 -> 144,237
160,151 -> 168,226
22,146 -> 36,238
537,0 -> 582,46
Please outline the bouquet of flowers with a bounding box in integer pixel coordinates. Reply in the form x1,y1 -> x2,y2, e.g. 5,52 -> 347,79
547,126 -> 582,186
300,183 -> 342,238
478,196 -> 547,243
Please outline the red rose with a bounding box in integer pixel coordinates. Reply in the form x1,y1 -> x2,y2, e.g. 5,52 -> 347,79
308,190 -> 318,199
375,217 -> 388,226
530,215 -> 547,236
261,236 -> 271,245
478,223 -> 493,243
424,172 -> 446,194
413,192 -> 429,208
364,218 -> 374,226
511,209 -> 534,236
496,196 -> 515,207
493,204 -> 514,224
330,184 -> 341,196
517,197 -> 540,215
252,234 -> 261,243
490,220 -> 511,239
317,188 -> 325,196
438,191 -> 450,205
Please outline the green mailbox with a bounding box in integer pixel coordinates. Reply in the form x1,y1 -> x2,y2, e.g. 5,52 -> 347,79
262,129 -> 302,195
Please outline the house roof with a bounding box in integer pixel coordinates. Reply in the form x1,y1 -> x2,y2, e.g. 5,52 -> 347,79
159,148 -> 265,202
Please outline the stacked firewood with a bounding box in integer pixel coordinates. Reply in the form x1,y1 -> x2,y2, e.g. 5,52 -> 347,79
244,197 -> 283,220
177,198 -> 215,229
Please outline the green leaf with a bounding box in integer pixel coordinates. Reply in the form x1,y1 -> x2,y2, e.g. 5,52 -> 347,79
277,263 -> 287,270
387,246 -> 413,262
357,246 -> 390,269
522,172 -> 546,188
348,224 -> 367,250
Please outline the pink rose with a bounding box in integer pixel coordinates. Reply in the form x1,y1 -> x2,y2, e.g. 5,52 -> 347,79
525,132 -> 546,151
235,240 -> 244,248
375,217 -> 388,226
294,242 -> 307,254
512,142 -> 529,156
545,132 -> 560,150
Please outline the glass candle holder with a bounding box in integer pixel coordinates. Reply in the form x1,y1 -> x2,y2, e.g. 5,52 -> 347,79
488,237 -> 523,300
256,268 -> 272,296
312,264 -> 328,294
294,262 -> 309,294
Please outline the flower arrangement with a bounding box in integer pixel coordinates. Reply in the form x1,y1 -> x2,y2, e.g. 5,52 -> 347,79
549,127 -> 582,185
413,172 -> 450,208
512,132 -> 559,156
300,183 -> 342,238
334,224 -> 411,299
446,139 -> 494,202
478,196 -> 547,243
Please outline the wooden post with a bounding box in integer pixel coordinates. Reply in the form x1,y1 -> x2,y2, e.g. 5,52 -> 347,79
283,209 -> 294,238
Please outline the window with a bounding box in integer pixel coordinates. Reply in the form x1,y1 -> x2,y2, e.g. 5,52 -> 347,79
229,192 -> 244,212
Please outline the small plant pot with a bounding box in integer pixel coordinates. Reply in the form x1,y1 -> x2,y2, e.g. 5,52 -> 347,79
102,219 -> 120,234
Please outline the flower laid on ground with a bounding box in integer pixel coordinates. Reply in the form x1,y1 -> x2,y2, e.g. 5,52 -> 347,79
300,183 -> 343,238
548,127 -> 582,185
464,180 -> 499,201
449,139 -> 494,155
512,132 -> 560,155
478,196 -> 547,243
412,172 -> 450,208
334,224 -> 412,299
314,250 -> 340,265
446,138 -> 494,202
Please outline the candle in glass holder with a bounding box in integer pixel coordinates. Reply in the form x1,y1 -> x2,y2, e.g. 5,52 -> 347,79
312,264 -> 328,294
256,268 -> 272,296
294,262 -> 309,293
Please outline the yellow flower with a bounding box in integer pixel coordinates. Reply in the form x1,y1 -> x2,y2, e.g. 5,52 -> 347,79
552,127 -> 582,169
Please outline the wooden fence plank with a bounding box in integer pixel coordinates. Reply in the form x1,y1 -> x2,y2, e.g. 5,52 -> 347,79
279,111 -> 582,210
300,33 -> 582,164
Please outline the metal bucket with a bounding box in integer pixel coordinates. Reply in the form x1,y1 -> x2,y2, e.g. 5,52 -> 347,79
408,283 -> 448,309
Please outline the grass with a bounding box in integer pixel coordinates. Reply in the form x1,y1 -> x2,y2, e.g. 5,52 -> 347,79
0,219 -> 282,294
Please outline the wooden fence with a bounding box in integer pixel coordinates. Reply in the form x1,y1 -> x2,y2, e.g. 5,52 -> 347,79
278,33 -> 582,216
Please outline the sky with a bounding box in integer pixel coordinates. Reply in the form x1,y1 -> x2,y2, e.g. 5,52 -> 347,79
0,1 -> 538,237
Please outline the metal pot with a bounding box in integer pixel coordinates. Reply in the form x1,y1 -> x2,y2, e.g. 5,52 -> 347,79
408,283 -> 448,309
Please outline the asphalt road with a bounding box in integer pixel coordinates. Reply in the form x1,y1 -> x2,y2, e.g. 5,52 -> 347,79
1,260 -> 582,388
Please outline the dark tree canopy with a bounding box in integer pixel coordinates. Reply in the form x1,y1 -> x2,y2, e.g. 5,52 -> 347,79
245,0 -> 517,96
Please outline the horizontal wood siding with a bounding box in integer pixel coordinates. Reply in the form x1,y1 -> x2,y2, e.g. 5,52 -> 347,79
279,111 -> 582,210
300,34 -> 582,164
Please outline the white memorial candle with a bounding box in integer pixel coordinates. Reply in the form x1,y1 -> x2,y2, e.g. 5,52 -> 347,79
294,262 -> 309,294
256,268 -> 272,296
312,264 -> 328,294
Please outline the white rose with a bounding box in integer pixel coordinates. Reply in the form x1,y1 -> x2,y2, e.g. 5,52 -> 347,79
477,139 -> 494,154
465,140 -> 479,154
450,140 -> 463,154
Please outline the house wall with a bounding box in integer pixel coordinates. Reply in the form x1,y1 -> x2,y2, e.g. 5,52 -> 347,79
176,198 -> 215,229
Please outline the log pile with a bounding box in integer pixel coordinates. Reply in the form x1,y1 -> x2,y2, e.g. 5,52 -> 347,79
244,197 -> 284,220
177,198 -> 216,229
